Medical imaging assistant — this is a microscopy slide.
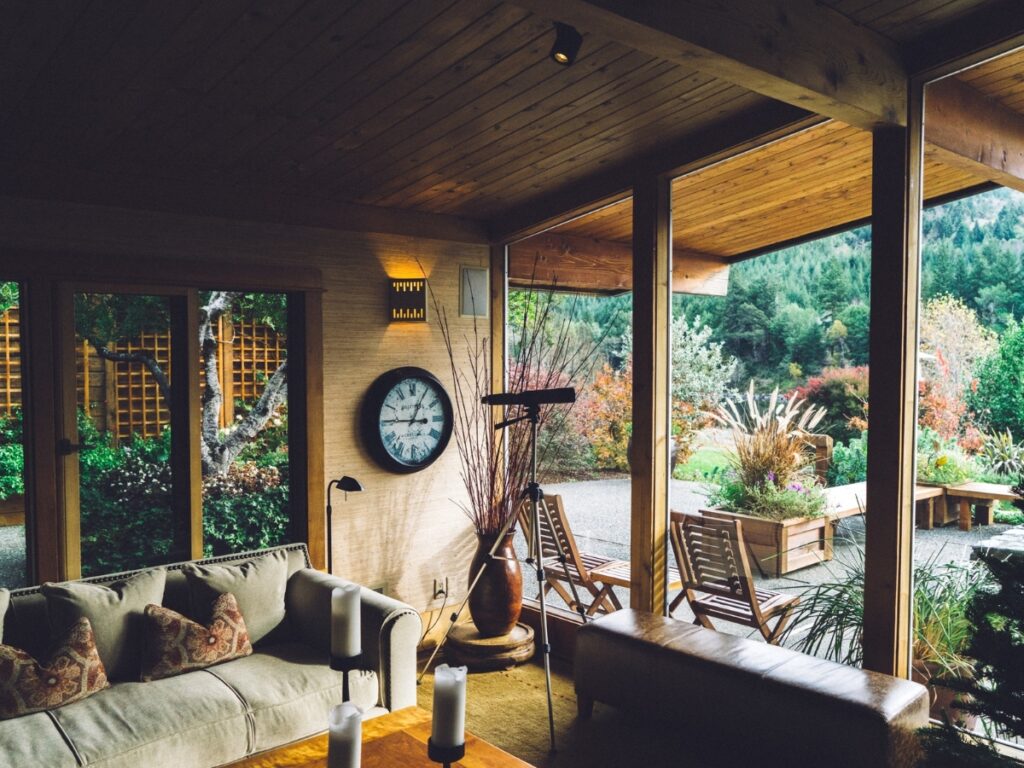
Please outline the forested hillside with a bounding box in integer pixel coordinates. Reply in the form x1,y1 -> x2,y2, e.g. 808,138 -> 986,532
674,186 -> 1024,387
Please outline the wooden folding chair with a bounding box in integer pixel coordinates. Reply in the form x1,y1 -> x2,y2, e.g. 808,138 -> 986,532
668,509 -> 799,644
518,495 -> 623,616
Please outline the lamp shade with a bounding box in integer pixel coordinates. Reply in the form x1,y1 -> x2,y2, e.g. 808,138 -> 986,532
334,476 -> 363,493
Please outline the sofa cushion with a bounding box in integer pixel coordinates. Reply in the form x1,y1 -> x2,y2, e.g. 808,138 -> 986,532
205,642 -> 381,752
183,549 -> 287,644
42,568 -> 167,681
142,593 -> 252,681
0,617 -> 109,720
50,668 -> 250,768
0,711 -> 79,768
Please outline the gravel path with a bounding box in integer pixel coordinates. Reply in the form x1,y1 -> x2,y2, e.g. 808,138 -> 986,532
0,525 -> 27,588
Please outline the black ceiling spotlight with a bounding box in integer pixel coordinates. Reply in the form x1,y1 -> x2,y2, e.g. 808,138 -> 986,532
550,22 -> 583,66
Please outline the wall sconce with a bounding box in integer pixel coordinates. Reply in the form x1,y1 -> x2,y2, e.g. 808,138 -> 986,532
389,278 -> 427,322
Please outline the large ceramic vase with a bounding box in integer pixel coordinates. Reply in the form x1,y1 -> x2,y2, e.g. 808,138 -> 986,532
467,531 -> 523,637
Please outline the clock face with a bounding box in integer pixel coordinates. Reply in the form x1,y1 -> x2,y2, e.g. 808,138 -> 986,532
361,368 -> 453,473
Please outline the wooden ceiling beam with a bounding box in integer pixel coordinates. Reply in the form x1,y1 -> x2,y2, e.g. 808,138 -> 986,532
490,100 -> 822,243
925,77 -> 1024,194
510,0 -> 906,129
508,232 -> 729,295
0,163 -> 489,245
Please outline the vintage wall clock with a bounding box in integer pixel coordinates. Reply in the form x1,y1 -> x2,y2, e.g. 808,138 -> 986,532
360,367 -> 453,473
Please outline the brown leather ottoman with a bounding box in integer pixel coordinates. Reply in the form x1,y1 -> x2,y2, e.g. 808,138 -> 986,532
575,610 -> 929,768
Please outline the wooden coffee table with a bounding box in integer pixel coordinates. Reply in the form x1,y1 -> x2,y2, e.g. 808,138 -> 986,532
222,706 -> 535,767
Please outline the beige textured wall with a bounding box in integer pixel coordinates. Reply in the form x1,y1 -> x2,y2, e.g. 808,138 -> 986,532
0,195 -> 486,609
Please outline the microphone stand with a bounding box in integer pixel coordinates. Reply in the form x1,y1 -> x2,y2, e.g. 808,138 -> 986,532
418,402 -> 588,754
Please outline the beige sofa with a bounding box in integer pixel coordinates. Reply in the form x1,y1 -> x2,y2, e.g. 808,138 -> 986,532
0,543 -> 420,768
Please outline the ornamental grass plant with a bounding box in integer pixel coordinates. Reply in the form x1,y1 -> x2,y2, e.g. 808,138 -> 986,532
707,382 -> 828,521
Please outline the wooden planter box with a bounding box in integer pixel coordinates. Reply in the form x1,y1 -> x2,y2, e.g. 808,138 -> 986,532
701,507 -> 833,578
0,494 -> 25,527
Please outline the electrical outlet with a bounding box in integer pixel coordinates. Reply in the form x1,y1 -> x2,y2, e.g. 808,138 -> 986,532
432,577 -> 449,600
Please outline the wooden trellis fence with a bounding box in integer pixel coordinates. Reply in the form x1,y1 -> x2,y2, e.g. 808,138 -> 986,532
0,308 -> 285,439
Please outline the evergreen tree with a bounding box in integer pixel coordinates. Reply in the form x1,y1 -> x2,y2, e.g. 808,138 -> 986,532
838,304 -> 870,365
815,258 -> 853,318
920,539 -> 1024,766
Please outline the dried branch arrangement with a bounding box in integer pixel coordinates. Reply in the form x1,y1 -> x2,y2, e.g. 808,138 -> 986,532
432,280 -> 605,535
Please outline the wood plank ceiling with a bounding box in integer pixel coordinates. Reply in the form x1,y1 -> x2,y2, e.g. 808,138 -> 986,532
0,0 -> 764,223
552,120 -> 984,260
0,0 -> 1005,259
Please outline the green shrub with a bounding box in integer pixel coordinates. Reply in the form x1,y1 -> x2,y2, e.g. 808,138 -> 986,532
202,462 -> 290,557
916,428 -> 978,485
827,432 -> 868,486
969,322 -> 1024,437
0,409 -> 24,500
791,366 -> 868,444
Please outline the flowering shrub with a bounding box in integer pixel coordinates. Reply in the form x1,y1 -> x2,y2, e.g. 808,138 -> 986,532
203,462 -> 289,557
792,366 -> 868,443
918,379 -> 966,441
574,361 -> 632,470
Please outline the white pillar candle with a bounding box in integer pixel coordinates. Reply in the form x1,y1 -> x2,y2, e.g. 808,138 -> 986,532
327,702 -> 362,768
331,584 -> 361,658
431,664 -> 468,749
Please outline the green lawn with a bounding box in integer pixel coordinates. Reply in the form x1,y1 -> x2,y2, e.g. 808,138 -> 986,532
674,447 -> 732,481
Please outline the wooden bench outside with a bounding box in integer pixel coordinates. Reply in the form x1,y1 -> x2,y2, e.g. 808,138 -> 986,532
945,481 -> 1019,531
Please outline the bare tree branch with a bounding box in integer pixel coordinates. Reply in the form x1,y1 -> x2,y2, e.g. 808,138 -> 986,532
87,340 -> 172,405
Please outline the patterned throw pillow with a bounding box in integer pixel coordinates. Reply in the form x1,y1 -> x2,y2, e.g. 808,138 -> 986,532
0,617 -> 109,720
141,592 -> 253,682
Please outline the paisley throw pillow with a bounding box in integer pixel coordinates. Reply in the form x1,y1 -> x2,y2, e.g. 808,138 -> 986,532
0,617 -> 109,720
141,592 -> 252,681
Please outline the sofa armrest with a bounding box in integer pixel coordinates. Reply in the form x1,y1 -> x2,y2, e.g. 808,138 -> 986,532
286,569 -> 420,711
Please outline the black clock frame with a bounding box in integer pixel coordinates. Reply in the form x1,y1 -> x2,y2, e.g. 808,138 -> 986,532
360,366 -> 454,473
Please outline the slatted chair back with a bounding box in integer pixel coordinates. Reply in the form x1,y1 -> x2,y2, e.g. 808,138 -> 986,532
670,510 -> 756,604
518,495 -> 589,583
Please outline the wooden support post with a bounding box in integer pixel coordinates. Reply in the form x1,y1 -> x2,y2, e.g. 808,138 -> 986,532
630,175 -> 672,614
54,282 -> 81,580
863,84 -> 924,678
21,279 -> 62,582
490,245 -> 507,399
489,245 -> 508,507
170,293 -> 203,560
288,291 -> 326,570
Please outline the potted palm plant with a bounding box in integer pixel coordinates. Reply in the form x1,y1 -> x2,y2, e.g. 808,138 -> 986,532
704,383 -> 829,576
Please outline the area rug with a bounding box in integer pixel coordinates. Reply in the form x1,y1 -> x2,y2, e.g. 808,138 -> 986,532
417,659 -> 713,768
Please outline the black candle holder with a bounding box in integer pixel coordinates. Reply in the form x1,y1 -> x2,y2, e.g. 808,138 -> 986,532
330,652 -> 362,702
427,737 -> 465,767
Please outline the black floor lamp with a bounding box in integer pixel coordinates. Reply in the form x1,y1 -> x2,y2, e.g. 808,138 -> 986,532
326,475 -> 363,573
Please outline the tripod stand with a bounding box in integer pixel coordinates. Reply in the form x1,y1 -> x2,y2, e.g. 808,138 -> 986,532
418,400 -> 589,753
